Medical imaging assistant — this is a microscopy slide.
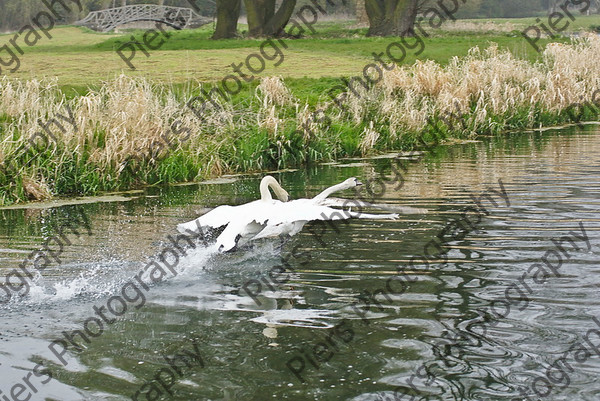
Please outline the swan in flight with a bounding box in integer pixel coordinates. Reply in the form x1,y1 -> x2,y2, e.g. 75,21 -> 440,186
178,176 -> 399,252
177,175 -> 289,249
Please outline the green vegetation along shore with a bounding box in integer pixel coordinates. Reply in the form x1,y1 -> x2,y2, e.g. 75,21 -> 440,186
0,20 -> 599,205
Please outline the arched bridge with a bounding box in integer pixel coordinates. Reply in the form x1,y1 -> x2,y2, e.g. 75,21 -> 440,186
75,5 -> 212,32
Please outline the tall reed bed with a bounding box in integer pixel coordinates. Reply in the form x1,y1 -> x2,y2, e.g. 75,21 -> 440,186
327,34 -> 600,152
0,36 -> 599,205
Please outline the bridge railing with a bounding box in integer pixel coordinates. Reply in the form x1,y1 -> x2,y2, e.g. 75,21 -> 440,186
75,4 -> 211,32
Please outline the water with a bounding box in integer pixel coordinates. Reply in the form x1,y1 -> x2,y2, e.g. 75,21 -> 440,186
0,126 -> 599,401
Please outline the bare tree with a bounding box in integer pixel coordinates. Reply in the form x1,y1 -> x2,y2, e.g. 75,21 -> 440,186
356,0 -> 368,24
212,0 -> 241,39
244,0 -> 297,37
365,0 -> 418,36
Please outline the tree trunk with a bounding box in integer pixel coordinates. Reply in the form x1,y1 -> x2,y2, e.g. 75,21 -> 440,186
244,0 -> 297,37
365,0 -> 418,37
212,0 -> 241,39
121,0 -> 126,6
548,0 -> 558,14
158,0 -> 164,5
356,0 -> 369,24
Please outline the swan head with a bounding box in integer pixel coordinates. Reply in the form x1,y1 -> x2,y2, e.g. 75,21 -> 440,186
260,175 -> 289,202
343,177 -> 363,189
279,189 -> 290,202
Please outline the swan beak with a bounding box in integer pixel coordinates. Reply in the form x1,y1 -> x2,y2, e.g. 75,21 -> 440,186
355,179 -> 363,186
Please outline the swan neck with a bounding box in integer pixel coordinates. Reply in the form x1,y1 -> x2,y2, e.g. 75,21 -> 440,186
260,178 -> 274,201
315,182 -> 345,200
270,182 -> 288,201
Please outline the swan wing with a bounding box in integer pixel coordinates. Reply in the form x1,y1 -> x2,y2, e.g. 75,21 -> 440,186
262,201 -> 352,225
251,220 -> 308,240
243,200 -> 336,240
316,197 -> 368,208
216,218 -> 266,252
241,199 -> 294,225
176,204 -> 237,233
317,198 -> 427,214
344,210 -> 399,220
261,200 -> 400,227
277,203 -> 398,221
177,199 -> 271,233
215,219 -> 246,252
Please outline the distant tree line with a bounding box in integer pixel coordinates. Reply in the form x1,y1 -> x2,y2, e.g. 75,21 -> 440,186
412,0 -> 599,19
0,0 -> 598,34
361,0 -> 599,36
471,0 -> 598,18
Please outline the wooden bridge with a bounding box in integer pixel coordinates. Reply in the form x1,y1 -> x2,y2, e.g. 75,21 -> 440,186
75,4 -> 212,32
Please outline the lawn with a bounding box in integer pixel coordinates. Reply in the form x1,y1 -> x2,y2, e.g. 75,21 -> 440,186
1,16 -> 591,89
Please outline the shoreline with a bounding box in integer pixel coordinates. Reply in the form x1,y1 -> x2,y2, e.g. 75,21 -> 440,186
1,120 -> 597,210
1,37 -> 600,206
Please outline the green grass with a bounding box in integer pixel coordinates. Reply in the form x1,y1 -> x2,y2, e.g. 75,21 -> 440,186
0,17 -> 577,88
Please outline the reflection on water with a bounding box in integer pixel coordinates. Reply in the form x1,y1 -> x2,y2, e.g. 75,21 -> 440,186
0,127 -> 599,400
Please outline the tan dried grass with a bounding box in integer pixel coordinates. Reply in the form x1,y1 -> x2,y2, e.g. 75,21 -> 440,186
22,176 -> 51,201
442,21 -> 518,33
256,76 -> 293,107
366,36 -> 600,140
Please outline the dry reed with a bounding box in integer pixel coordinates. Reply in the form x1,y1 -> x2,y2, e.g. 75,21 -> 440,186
1,36 -> 599,204
346,35 -> 600,140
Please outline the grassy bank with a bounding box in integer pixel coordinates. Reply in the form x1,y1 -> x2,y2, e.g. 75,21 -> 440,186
1,20 -> 600,205
2,35 -> 600,205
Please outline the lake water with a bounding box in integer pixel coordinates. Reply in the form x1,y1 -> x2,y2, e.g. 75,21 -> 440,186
0,126 -> 599,401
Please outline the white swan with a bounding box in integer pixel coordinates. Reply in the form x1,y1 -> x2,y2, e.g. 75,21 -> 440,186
178,176 -> 399,252
249,177 -> 399,241
177,175 -> 289,251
